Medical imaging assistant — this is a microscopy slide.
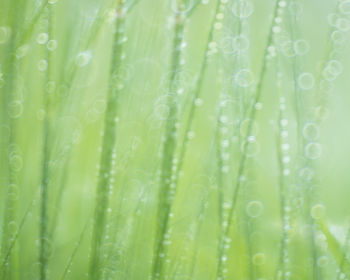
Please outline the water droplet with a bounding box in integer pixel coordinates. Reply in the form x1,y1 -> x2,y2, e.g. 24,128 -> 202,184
288,2 -> 303,17
37,33 -> 48,44
252,252 -> 266,265
294,39 -> 310,55
280,40 -> 295,57
171,0 -> 195,14
16,45 -> 29,59
299,167 -> 314,181
232,35 -> 249,52
240,119 -> 258,137
75,50 -> 92,67
8,184 -> 19,200
336,18 -> 350,32
325,60 -> 343,76
231,0 -> 254,19
0,26 -> 10,44
273,26 -> 281,33
311,204 -> 326,219
10,154 -> 23,171
234,69 -> 254,87
194,98 -> 203,106
255,102 -> 263,110
331,30 -> 345,44
328,13 -> 340,26
305,142 -> 322,159
93,99 -> 107,114
298,72 -> 314,90
8,101 -> 23,118
154,104 -> 170,120
246,200 -> 264,217
38,59 -> 48,71
46,81 -> 56,94
315,110 -> 328,125
47,40 -> 57,51
317,256 -> 328,267
340,0 -> 350,15
302,123 -> 319,140
187,131 -> 195,139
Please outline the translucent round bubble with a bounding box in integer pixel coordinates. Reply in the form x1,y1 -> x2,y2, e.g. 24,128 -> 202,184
16,44 -> 29,59
272,26 -> 281,34
288,2 -> 303,17
154,104 -> 170,120
280,40 -> 296,57
10,155 -> 23,171
240,119 -> 258,137
328,13 -> 340,27
8,101 -> 23,118
75,50 -> 92,67
340,0 -> 350,15
305,142 -> 322,160
8,184 -> 19,200
154,94 -> 177,121
57,84 -> 68,97
246,200 -> 264,217
322,68 -> 336,82
93,99 -> 107,114
294,39 -> 310,55
241,139 -> 260,157
220,99 -> 238,125
231,0 -> 254,19
297,72 -> 314,90
220,36 -> 236,54
0,26 -> 10,44
47,40 -> 57,51
232,35 -> 250,52
234,69 -> 254,88
38,59 -> 48,72
36,237 -> 54,259
311,204 -> 326,220
331,30 -> 345,44
326,60 -> 343,76
336,18 -> 350,32
46,81 -> 56,94
299,167 -> 314,181
302,122 -> 319,140
317,256 -> 328,267
36,32 -> 48,45
315,106 -> 329,120
85,109 -> 99,123
252,253 -> 266,266
319,80 -> 334,94
171,0 -> 194,14
194,98 -> 203,106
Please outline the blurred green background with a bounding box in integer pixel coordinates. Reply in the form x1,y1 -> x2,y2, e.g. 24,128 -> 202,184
1,0 -> 350,279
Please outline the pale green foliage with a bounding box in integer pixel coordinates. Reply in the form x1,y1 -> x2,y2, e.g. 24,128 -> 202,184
0,0 -> 350,280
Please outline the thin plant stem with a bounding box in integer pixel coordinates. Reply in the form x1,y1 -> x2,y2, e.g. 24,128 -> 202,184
216,1 -> 279,278
89,1 -> 127,279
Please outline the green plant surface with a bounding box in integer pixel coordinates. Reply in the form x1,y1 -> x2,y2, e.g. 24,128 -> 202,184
1,0 -> 350,280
